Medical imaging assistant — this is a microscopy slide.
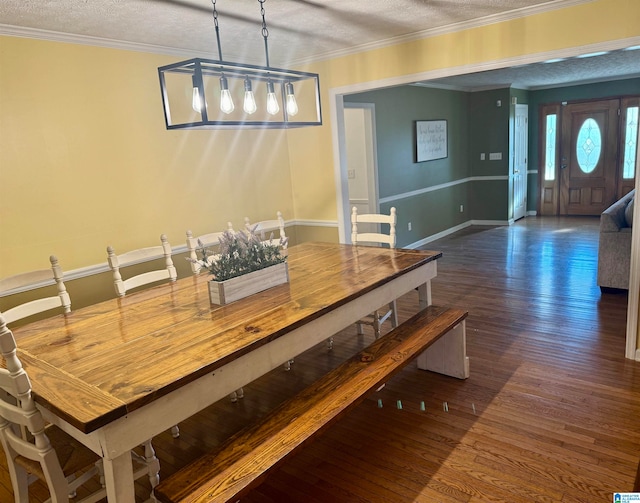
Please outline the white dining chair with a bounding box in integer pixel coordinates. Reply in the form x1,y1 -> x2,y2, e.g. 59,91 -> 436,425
351,206 -> 398,339
0,314 -> 160,502
185,222 -> 234,275
0,255 -> 71,326
244,211 -> 288,248
107,234 -> 177,297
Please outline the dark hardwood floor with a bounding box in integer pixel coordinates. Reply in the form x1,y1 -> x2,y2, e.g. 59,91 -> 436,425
3,216 -> 639,502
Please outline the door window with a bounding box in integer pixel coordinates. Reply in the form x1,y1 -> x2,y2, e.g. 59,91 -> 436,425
576,118 -> 602,173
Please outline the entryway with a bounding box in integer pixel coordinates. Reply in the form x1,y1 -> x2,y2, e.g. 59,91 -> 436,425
540,97 -> 639,216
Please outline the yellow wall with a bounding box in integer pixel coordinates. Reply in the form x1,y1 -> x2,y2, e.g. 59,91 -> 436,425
0,38 -> 295,275
1,0 -> 639,278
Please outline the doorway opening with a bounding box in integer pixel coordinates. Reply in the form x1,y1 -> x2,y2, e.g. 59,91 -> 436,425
344,103 -> 379,237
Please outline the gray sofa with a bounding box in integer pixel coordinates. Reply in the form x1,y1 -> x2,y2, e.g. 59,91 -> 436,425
597,189 -> 635,290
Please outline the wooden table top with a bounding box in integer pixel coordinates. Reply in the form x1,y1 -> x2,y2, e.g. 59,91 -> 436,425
12,243 -> 441,434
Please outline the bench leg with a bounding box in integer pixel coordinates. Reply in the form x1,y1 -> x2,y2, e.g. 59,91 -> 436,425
416,320 -> 469,379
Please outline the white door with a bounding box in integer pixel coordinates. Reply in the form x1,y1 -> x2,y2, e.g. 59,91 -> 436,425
345,104 -> 379,235
513,104 -> 528,221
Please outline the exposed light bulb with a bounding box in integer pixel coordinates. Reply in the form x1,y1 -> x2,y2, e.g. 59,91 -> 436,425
192,87 -> 203,113
285,82 -> 298,117
243,77 -> 257,115
266,81 -> 280,115
219,75 -> 234,114
191,75 -> 204,113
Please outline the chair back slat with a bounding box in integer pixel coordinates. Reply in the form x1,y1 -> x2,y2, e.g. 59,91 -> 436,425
351,207 -> 397,248
0,256 -> 71,325
107,234 -> 177,297
186,226 -> 232,275
244,211 -> 287,248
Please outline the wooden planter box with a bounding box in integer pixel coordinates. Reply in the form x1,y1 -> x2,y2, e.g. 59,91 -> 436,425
208,262 -> 289,305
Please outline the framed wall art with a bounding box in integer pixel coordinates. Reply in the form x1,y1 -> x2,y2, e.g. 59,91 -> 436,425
415,120 -> 448,162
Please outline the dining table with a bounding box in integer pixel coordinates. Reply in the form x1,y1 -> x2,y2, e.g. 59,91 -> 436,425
10,242 -> 464,502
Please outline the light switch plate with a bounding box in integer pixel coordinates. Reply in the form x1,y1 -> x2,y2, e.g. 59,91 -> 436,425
489,152 -> 502,160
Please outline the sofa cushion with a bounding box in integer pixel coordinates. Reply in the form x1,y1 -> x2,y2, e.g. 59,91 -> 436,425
625,197 -> 634,228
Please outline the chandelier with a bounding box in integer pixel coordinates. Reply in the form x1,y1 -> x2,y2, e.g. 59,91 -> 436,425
158,0 -> 322,129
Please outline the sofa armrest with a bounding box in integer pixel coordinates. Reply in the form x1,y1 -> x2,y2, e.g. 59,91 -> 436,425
600,210 -> 624,232
600,189 -> 635,232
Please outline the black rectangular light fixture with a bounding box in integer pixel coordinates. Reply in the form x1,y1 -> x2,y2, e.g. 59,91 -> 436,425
158,58 -> 322,129
157,0 -> 322,130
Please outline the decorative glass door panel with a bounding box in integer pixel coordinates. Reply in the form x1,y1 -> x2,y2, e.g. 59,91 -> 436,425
559,99 -> 619,215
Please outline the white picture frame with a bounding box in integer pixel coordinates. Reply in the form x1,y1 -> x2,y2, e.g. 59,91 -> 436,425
416,120 -> 448,162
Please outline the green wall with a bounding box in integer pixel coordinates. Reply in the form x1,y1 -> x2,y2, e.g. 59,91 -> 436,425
345,86 -> 472,246
345,85 -> 515,245
468,88 -> 511,219
346,86 -> 470,195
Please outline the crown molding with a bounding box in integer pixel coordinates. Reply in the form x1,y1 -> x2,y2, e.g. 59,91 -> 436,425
290,0 -> 595,65
0,0 -> 594,63
0,23 -> 208,58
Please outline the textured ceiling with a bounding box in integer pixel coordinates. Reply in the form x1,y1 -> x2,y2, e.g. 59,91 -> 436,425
1,0 -> 639,90
425,48 -> 640,91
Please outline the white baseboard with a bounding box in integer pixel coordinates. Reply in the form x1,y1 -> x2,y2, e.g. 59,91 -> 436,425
406,222 -> 470,249
471,220 -> 510,226
405,220 -> 509,249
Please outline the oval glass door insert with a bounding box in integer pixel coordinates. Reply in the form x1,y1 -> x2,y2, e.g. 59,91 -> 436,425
576,118 -> 602,173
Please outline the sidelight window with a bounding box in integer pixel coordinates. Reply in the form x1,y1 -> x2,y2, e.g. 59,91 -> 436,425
544,114 -> 557,181
623,106 -> 638,179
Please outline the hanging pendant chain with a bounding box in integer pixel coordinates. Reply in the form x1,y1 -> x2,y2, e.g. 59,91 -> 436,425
212,0 -> 223,61
259,0 -> 270,68
212,0 -> 219,31
259,0 -> 269,40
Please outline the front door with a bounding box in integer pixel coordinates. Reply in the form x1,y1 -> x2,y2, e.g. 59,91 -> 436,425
559,99 -> 619,215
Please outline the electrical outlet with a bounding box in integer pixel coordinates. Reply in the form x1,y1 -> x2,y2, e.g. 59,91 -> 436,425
480,153 -> 486,160
460,205 -> 464,213
408,222 -> 412,231
347,169 -> 356,179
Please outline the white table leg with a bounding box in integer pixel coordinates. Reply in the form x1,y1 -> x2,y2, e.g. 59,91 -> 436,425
103,450 -> 136,503
418,280 -> 432,309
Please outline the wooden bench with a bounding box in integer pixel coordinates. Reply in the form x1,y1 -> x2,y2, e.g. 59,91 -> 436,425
154,305 -> 468,503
